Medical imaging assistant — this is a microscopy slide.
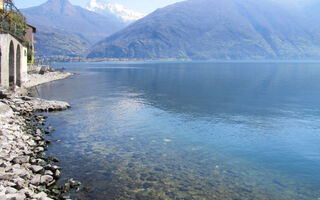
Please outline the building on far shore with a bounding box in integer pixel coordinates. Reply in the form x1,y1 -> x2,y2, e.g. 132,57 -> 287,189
0,0 -> 36,89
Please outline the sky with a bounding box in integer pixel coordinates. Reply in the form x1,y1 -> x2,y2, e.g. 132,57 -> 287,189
14,0 -> 185,14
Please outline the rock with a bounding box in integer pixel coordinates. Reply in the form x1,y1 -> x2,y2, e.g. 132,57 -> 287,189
44,170 -> 53,176
5,192 -> 26,200
27,140 -> 37,147
51,157 -> 59,163
5,187 -> 17,194
62,183 -> 71,193
36,129 -> 42,135
0,102 -> 14,119
31,174 -> 41,185
39,65 -> 54,75
34,147 -> 44,153
12,177 -> 25,189
0,161 -> 10,168
27,98 -> 71,112
36,159 -> 47,166
30,157 -> 37,164
54,170 -> 61,178
40,197 -> 54,200
19,188 -> 34,198
12,156 -> 30,164
40,175 -> 54,185
34,136 -> 43,141
0,172 -> 14,180
32,191 -> 48,199
12,168 -> 30,179
51,165 -> 61,171
62,194 -> 71,199
68,178 -> 81,189
0,95 -> 70,200
31,165 -> 44,173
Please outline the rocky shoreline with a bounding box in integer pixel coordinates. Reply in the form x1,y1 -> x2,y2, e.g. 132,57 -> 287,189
0,72 -> 79,199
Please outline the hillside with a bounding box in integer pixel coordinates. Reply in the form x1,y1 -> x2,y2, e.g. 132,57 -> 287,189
88,0 -> 320,60
22,0 -> 126,57
34,30 -> 90,57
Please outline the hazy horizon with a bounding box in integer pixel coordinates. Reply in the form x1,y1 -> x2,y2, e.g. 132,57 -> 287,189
14,0 -> 185,14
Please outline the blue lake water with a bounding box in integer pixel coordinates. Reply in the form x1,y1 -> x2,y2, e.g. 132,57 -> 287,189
36,61 -> 320,199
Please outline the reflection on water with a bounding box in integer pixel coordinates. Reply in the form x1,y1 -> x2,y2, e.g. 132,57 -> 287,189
37,62 -> 320,199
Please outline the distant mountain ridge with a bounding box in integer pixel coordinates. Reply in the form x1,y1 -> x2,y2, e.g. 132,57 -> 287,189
86,0 -> 145,23
22,0 -> 126,57
88,0 -> 320,60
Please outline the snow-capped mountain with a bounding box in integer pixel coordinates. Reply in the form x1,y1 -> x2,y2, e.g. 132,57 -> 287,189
86,0 -> 145,23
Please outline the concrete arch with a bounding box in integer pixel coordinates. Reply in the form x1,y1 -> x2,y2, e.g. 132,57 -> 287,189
0,33 -> 28,89
9,41 -> 15,88
16,44 -> 21,87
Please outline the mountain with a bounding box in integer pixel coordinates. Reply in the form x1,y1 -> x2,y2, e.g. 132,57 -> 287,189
86,0 -> 145,24
22,0 -> 126,57
34,30 -> 90,57
88,0 -> 320,60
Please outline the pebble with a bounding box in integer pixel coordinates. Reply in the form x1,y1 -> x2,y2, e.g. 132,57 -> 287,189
0,93 -> 72,199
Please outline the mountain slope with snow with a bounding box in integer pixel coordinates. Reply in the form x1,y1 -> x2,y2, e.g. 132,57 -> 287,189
88,0 -> 320,60
86,0 -> 145,23
22,0 -> 126,57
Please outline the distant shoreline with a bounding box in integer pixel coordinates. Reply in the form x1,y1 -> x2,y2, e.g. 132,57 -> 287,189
35,57 -> 320,65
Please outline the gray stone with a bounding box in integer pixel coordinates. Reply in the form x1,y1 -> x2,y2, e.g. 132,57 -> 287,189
12,156 -> 29,164
12,177 -> 25,189
5,192 -> 26,200
54,170 -> 61,178
36,129 -> 42,135
40,175 -> 54,185
31,165 -> 43,173
12,168 -> 29,179
19,188 -> 34,198
40,197 -> 54,200
0,172 -> 14,180
5,187 -> 17,194
44,170 -> 53,176
34,147 -> 44,153
30,174 -> 41,185
32,191 -> 47,199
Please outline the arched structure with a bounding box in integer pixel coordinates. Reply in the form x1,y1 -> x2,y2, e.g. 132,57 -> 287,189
16,44 -> 21,86
0,33 -> 28,89
9,41 -> 15,88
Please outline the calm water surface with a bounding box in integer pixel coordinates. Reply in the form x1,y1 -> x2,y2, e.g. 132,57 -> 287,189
37,61 -> 320,200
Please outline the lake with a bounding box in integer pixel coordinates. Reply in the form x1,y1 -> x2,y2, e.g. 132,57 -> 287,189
36,61 -> 320,200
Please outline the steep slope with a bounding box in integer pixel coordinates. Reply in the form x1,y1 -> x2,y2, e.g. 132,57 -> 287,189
22,0 -> 126,57
34,30 -> 90,57
88,0 -> 320,60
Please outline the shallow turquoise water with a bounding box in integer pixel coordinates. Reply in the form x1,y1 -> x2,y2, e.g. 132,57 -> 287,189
37,61 -> 320,199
